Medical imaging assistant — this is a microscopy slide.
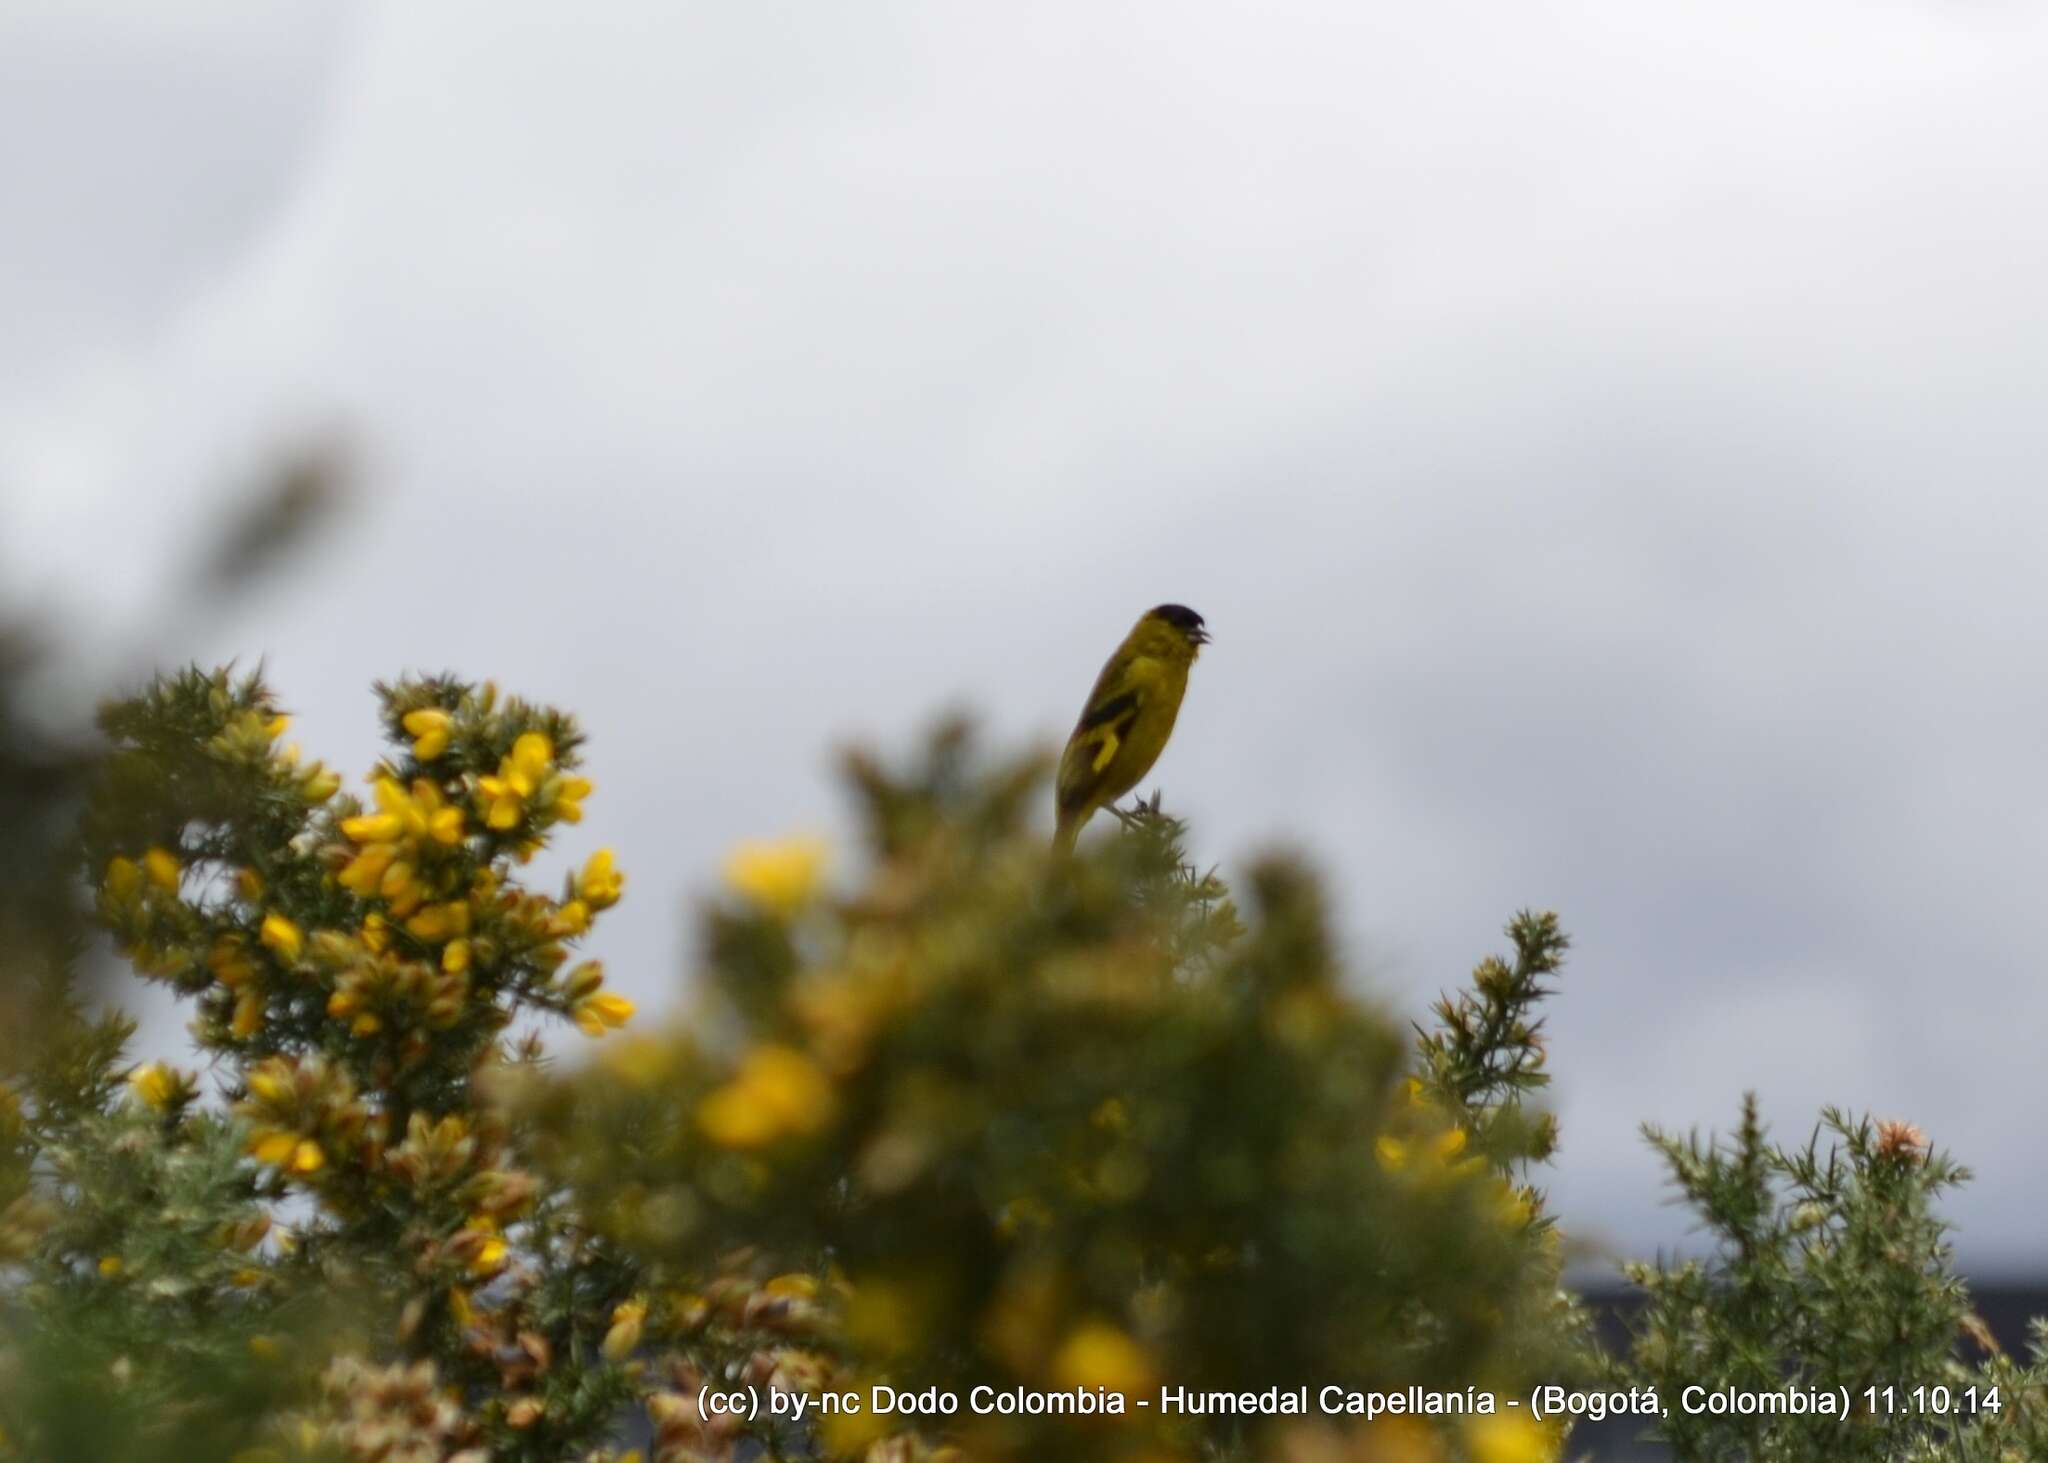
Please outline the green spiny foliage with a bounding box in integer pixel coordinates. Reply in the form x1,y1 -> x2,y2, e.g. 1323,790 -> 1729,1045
1617,1097 -> 2048,1461
3,664 -> 649,1463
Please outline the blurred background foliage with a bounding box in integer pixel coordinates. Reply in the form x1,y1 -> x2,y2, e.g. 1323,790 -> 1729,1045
0,484 -> 2039,1462
521,728 -> 1586,1462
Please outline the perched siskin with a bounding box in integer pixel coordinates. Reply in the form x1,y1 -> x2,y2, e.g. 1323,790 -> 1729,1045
1052,604 -> 1209,856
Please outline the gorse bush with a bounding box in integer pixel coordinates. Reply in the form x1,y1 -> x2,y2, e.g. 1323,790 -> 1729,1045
0,654 -> 2037,1463
522,724 -> 1585,1461
1617,1099 -> 2048,1462
0,670 -> 1579,1462
55,668 -> 645,1461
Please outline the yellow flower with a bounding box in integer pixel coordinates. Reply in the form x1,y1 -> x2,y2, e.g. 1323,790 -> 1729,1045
695,1044 -> 834,1147
578,848 -> 625,909
1465,1413 -> 1558,1463
477,732 -> 554,830
338,841 -> 396,895
380,859 -> 418,909
247,1063 -> 293,1105
692,1084 -> 782,1149
1375,1135 -> 1409,1172
249,1129 -> 297,1165
1050,1322 -> 1156,1397
98,1255 -> 124,1278
723,835 -> 828,916
561,960 -> 603,1000
510,732 -> 552,785
602,1298 -> 647,1360
105,856 -> 142,904
552,775 -> 593,824
404,901 -> 470,943
260,913 -> 304,963
574,991 -> 636,1038
143,846 -> 181,894
344,778 -> 464,855
1491,1178 -> 1536,1229
341,811 -> 402,844
429,806 -> 463,845
442,938 -> 471,974
207,938 -> 256,988
264,714 -> 291,739
402,707 -> 453,761
128,1062 -> 179,1110
301,766 -> 341,803
466,1216 -> 508,1274
232,990 -> 266,1040
290,1139 -> 325,1174
549,899 -> 591,937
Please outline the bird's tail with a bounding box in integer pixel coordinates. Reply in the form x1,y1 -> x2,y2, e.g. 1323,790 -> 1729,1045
1050,814 -> 1080,861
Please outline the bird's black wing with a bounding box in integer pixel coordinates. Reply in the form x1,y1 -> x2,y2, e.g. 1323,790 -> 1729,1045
1059,684 -> 1144,815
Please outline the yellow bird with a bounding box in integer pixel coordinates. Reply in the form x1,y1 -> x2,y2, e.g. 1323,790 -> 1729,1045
1052,604 -> 1209,857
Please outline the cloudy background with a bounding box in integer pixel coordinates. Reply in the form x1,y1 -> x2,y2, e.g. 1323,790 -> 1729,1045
5,0 -> 2047,1275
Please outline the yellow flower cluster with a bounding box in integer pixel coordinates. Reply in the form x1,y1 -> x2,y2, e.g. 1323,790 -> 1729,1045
1465,1413 -> 1562,1463
1049,1321 -> 1156,1398
261,912 -> 304,963
574,988 -> 637,1038
696,1044 -> 835,1149
324,928 -> 473,1041
723,834 -> 828,915
1377,1079 -> 1541,1235
402,707 -> 453,761
454,1214 -> 509,1275
475,732 -> 589,832
81,675 -> 664,1463
97,848 -> 207,988
553,847 -> 628,942
339,777 -> 467,917
1373,1125 -> 1477,1180
103,845 -> 184,907
239,1056 -> 370,1183
127,1062 -> 188,1111
601,1298 -> 648,1361
385,1111 -> 478,1189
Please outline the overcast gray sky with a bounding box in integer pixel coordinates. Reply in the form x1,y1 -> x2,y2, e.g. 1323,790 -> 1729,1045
6,0 -> 2048,1274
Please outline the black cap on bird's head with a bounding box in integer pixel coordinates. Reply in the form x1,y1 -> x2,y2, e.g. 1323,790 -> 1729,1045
1149,603 -> 1210,645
